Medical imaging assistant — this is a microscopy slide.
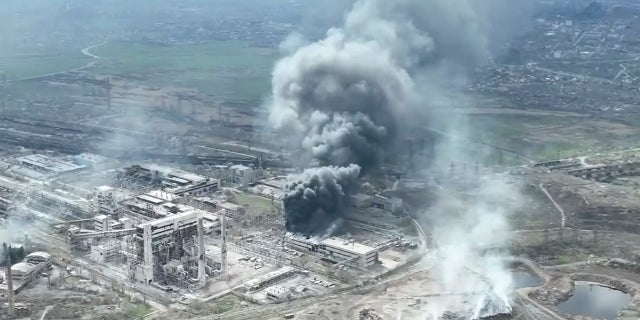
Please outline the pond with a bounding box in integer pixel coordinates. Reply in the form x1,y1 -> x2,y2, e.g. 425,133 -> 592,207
511,270 -> 541,289
558,282 -> 632,320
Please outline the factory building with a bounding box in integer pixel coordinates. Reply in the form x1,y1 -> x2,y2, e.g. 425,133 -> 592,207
94,186 -> 119,219
243,266 -> 296,292
228,164 -> 262,188
24,252 -> 52,269
352,193 -> 403,212
13,154 -> 85,176
92,214 -> 121,232
214,201 -> 245,218
265,285 -> 289,301
91,243 -> 120,263
131,210 -> 207,286
136,164 -> 220,196
10,262 -> 46,283
286,235 -> 378,268
187,197 -> 245,218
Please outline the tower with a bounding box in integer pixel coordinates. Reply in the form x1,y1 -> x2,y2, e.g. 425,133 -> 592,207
220,212 -> 227,279
197,217 -> 206,287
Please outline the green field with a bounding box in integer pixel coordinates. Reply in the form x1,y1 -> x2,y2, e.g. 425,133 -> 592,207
0,50 -> 93,80
461,112 -> 640,162
92,40 -> 278,103
232,192 -> 279,216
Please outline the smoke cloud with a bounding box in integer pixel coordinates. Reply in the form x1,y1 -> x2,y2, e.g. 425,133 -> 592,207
424,175 -> 521,318
283,164 -> 360,235
268,0 -> 532,169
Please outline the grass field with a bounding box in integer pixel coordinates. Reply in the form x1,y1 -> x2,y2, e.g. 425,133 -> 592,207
232,192 -> 279,217
92,40 -> 278,103
0,50 -> 93,80
462,112 -> 640,162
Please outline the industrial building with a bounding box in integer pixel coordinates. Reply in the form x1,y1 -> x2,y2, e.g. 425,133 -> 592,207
11,154 -> 86,178
188,197 -> 245,218
10,262 -> 46,283
352,193 -> 403,212
286,235 -> 379,268
131,210 -> 207,286
131,164 -> 220,196
93,185 -> 119,219
243,266 -> 297,292
24,252 -> 52,269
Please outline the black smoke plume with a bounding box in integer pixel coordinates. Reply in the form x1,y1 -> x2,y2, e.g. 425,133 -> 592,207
268,0 -> 532,170
272,0 -> 533,234
283,164 -> 361,234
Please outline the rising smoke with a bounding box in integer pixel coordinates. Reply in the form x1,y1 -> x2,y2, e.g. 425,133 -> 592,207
268,0 -> 532,171
283,164 -> 360,235
424,174 -> 522,319
272,4 -> 531,316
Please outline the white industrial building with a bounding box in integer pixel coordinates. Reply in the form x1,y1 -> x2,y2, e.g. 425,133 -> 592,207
10,262 -> 46,283
286,235 -> 378,268
243,266 -> 296,292
132,210 -> 207,286
24,252 -> 52,269
135,164 -> 220,196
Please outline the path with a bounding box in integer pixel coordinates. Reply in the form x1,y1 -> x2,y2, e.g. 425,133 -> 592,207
6,41 -> 106,83
80,41 -> 106,59
39,305 -> 54,320
539,183 -> 566,228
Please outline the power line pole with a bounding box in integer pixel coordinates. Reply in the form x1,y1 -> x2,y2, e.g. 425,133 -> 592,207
3,243 -> 14,318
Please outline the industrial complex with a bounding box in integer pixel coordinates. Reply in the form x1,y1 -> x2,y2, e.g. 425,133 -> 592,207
4,0 -> 640,320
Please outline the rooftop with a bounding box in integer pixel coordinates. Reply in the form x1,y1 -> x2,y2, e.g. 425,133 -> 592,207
11,262 -> 36,274
320,237 -> 377,255
15,154 -> 85,174
26,252 -> 52,260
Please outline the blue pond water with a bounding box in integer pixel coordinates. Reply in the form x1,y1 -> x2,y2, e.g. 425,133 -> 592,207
558,282 -> 632,320
511,270 -> 541,289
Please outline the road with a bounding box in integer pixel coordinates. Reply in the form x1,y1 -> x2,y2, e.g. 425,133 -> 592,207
6,41 -> 106,83
39,305 -> 54,320
81,41 -> 106,59
539,183 -> 566,228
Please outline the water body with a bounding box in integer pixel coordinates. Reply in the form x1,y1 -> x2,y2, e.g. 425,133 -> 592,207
511,270 -> 541,289
558,282 -> 632,320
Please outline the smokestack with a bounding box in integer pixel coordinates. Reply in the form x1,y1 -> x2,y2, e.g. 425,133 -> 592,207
220,212 -> 227,279
197,217 -> 206,287
3,244 -> 14,317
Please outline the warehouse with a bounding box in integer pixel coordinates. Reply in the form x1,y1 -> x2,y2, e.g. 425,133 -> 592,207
286,235 -> 378,268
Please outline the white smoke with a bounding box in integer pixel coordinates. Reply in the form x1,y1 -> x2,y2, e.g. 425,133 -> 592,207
423,166 -> 522,318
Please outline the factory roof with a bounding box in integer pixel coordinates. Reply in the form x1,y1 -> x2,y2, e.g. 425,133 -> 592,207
243,266 -> 295,289
258,178 -> 287,190
11,262 -> 36,274
146,190 -> 178,202
320,237 -> 377,255
15,154 -> 85,174
93,214 -> 109,221
95,185 -> 114,192
139,210 -> 199,228
265,285 -> 288,299
26,252 -> 52,261
136,194 -> 166,205
138,164 -> 208,184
